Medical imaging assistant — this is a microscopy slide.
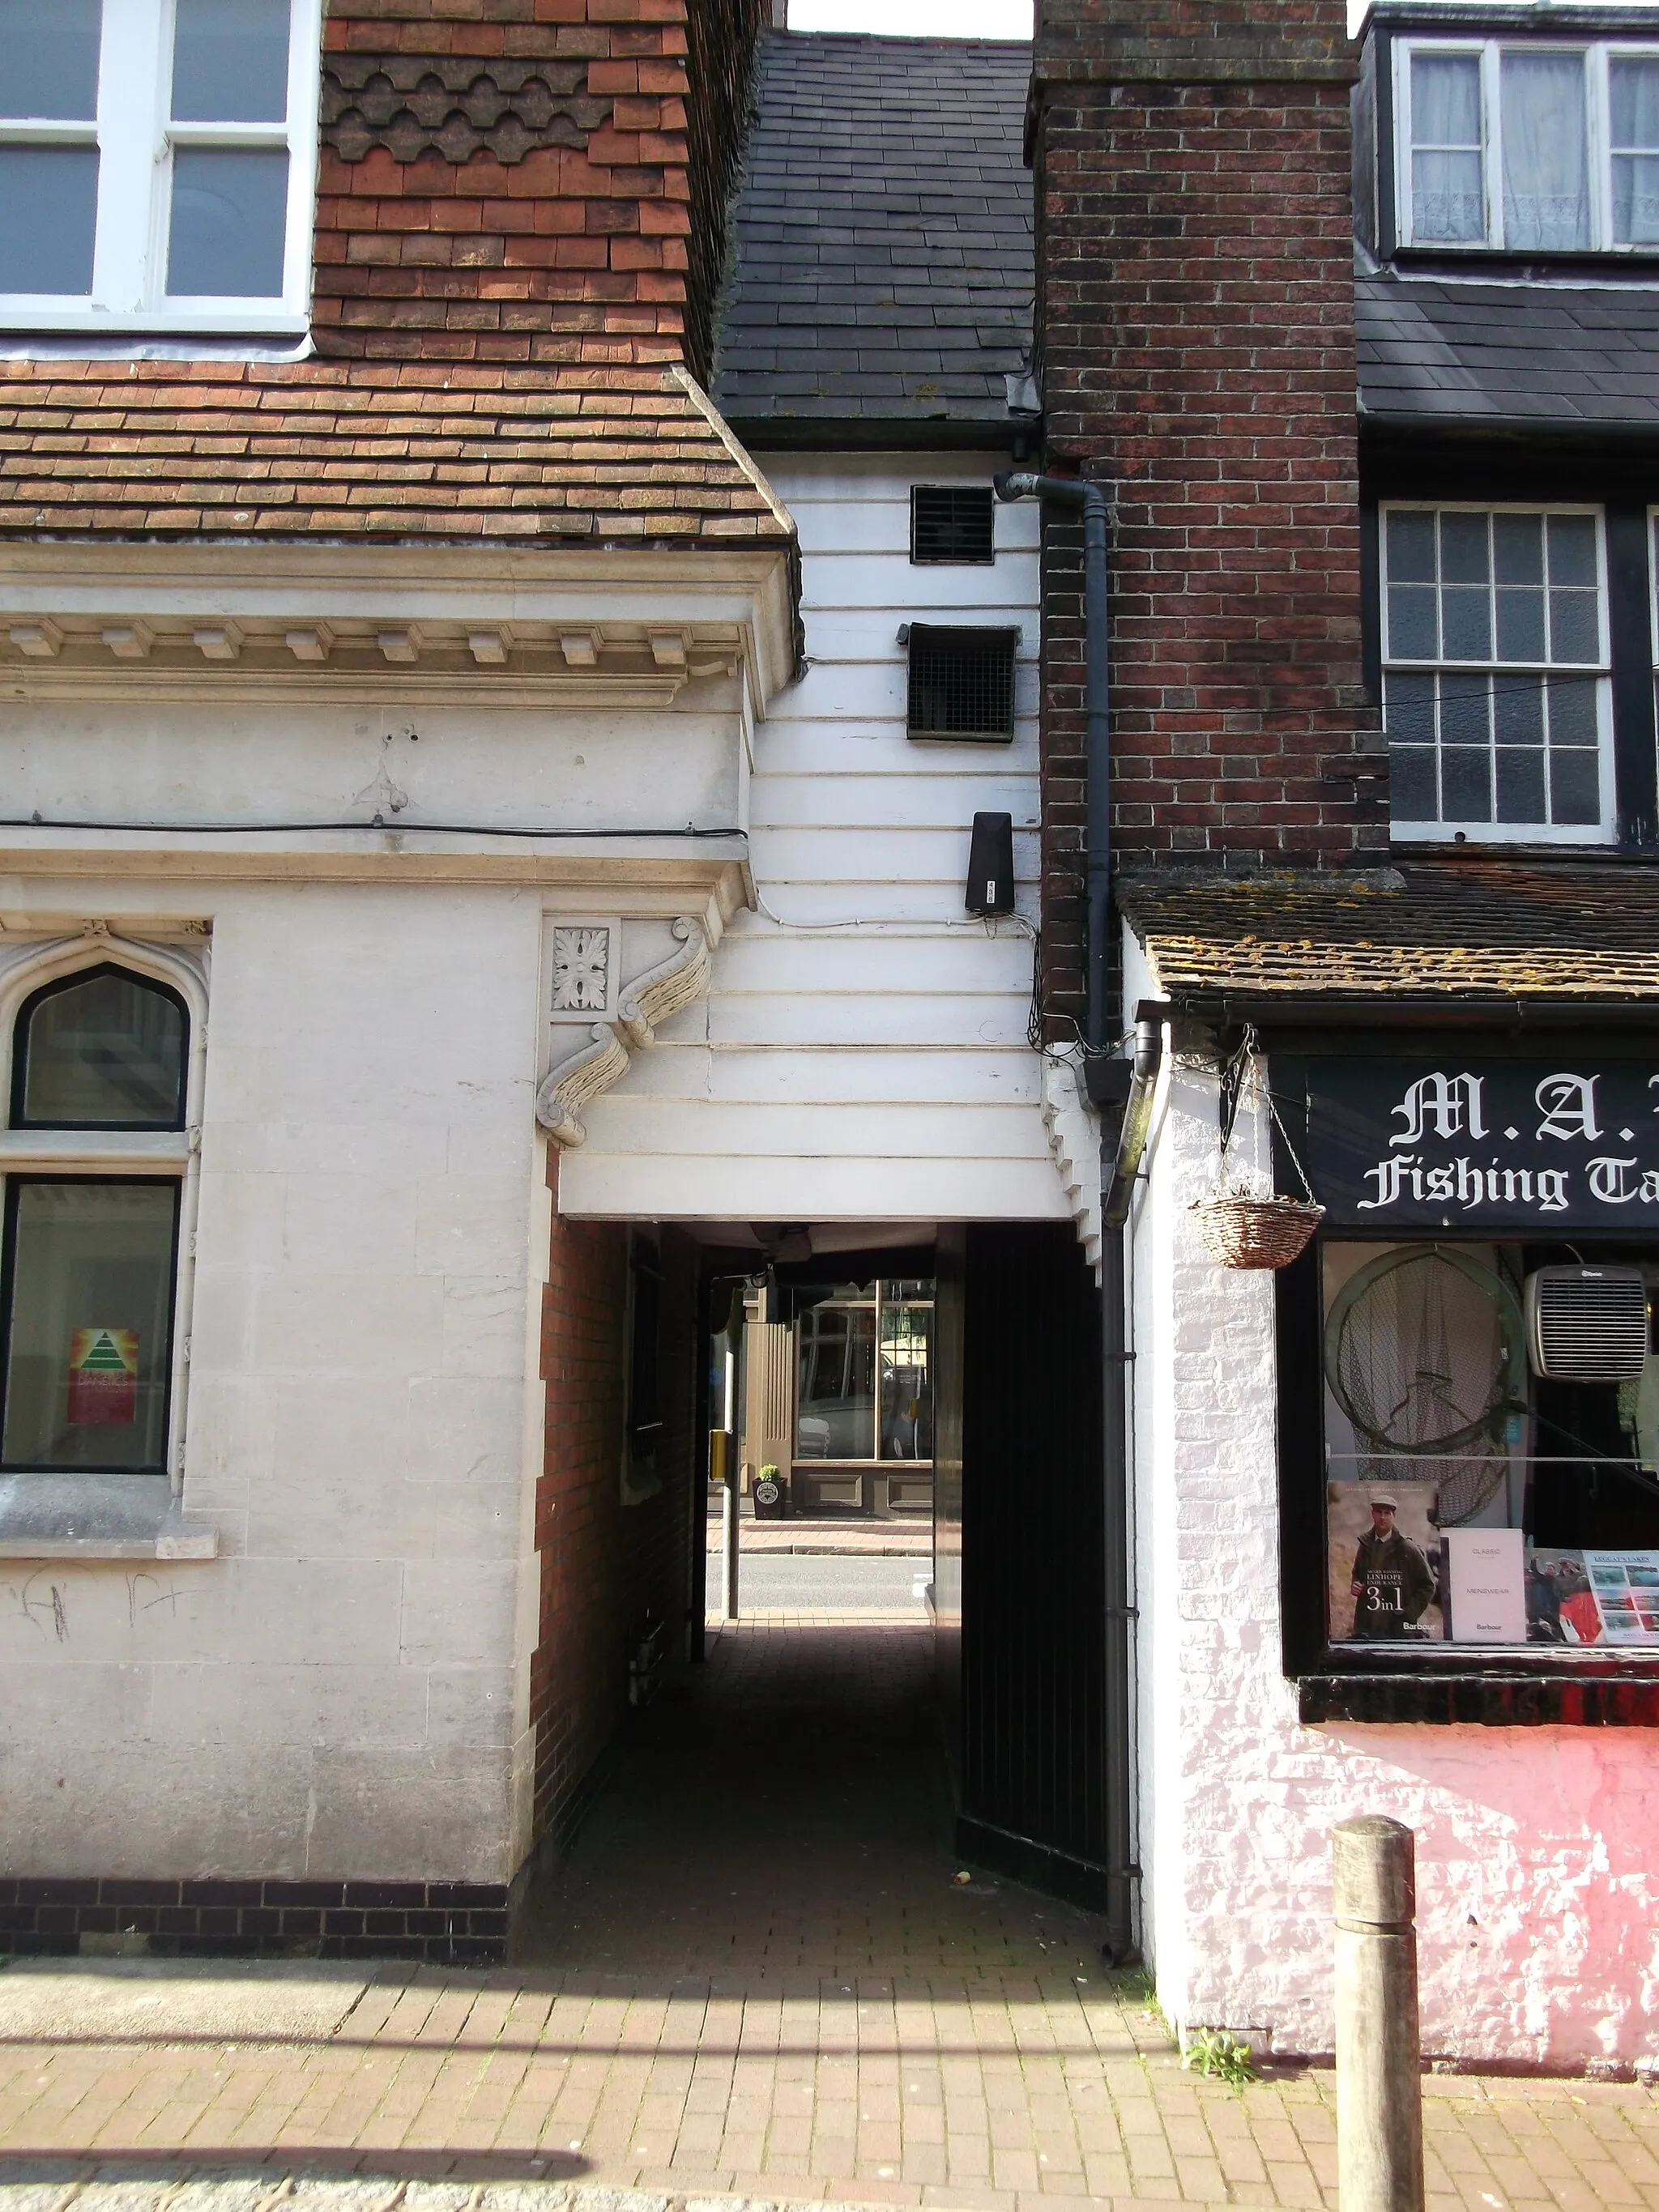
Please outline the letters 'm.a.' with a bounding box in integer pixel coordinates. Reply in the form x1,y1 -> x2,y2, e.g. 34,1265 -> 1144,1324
1389,1072 -> 1486,1147
1535,1073 -> 1601,1144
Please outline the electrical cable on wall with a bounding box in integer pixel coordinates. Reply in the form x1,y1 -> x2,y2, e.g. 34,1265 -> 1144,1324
0,816 -> 747,840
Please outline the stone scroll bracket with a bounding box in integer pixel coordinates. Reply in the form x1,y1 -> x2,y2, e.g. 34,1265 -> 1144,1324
535,917 -> 714,1149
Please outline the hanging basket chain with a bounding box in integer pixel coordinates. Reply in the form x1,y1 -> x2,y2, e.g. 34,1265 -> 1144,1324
1193,1025 -> 1324,1270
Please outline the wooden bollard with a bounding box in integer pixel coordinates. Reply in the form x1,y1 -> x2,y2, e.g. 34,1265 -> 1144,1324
1333,1817 -> 1424,2212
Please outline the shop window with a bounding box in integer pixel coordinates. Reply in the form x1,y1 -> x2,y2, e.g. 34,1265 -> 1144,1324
0,0 -> 322,333
794,1278 -> 933,1467
1320,1236 -> 1659,1649
905,625 -> 1018,742
1396,38 -> 1659,253
1380,505 -> 1612,843
0,965 -> 188,1477
1290,1055 -> 1659,1662
911,486 -> 996,565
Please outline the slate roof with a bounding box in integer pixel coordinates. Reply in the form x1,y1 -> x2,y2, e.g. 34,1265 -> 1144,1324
711,32 -> 1035,435
1356,274 -> 1659,436
1120,866 -> 1659,1004
0,361 -> 794,545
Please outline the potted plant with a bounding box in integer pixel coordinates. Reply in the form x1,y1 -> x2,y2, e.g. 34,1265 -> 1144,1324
753,1463 -> 787,1519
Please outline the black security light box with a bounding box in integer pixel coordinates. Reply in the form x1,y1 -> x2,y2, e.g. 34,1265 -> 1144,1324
966,812 -> 1016,917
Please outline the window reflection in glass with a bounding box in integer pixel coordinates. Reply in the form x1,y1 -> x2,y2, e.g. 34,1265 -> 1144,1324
1383,507 -> 1607,836
0,0 -> 101,120
171,0 -> 289,122
795,1301 -> 876,1460
880,1298 -> 932,1460
0,1180 -> 178,1471
1321,1238 -> 1659,1649
167,146 -> 288,296
1612,57 -> 1659,244
15,968 -> 187,1130
0,144 -> 97,292
794,1280 -> 933,1464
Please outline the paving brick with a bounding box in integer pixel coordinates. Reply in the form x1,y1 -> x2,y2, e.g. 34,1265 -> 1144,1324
0,1623 -> 1654,2211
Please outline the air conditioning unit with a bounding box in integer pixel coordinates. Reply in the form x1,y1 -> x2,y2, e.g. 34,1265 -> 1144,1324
1525,1267 -> 1650,1383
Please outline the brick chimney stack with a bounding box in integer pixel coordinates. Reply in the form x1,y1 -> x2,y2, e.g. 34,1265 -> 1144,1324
1029,0 -> 1383,1021
316,0 -> 766,377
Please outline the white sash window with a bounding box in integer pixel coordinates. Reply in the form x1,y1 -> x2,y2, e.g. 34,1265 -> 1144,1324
1398,37 -> 1659,255
0,0 -> 322,333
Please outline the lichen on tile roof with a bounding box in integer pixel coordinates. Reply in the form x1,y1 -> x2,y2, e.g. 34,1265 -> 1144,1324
1120,864 -> 1659,1002
0,360 -> 795,546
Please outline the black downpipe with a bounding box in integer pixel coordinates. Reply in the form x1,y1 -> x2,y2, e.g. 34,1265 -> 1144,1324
995,470 -> 1141,1964
994,472 -> 1111,1055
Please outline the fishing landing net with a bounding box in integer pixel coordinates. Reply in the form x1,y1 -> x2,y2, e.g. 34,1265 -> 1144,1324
1326,1246 -> 1516,1525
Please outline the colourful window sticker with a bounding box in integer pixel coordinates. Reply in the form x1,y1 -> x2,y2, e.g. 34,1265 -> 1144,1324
1583,1551 -> 1659,1645
66,1328 -> 138,1426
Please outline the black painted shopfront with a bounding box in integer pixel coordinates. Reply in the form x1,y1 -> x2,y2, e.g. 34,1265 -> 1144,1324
1273,1028 -> 1659,1724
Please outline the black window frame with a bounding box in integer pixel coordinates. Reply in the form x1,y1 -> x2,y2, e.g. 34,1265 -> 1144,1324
11,961 -> 190,1132
0,1172 -> 183,1476
1268,1034 -> 1659,1721
910,484 -> 997,567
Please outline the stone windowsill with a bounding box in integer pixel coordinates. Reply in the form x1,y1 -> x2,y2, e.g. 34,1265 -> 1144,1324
0,1474 -> 217,1560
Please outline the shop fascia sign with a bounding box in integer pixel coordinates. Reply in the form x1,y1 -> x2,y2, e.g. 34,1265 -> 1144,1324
1305,1060 -> 1659,1230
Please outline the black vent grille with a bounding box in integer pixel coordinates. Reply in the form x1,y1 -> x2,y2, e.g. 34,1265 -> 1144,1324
911,486 -> 996,565
906,625 -> 1018,742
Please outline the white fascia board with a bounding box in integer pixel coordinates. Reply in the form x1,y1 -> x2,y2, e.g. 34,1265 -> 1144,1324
557,1152 -> 1073,1222
0,834 -> 756,903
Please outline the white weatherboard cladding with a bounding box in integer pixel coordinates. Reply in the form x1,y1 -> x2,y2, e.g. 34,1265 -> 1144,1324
557,454 -> 1067,1227
1130,1053 -> 1659,2068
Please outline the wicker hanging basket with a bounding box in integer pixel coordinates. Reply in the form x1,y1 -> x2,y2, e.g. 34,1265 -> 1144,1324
1190,1192 -> 1325,1271
1192,1030 -> 1325,1268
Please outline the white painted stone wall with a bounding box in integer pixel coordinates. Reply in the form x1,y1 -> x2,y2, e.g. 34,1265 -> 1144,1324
559,453 -> 1069,1230
1129,1038 -> 1659,2069
0,876 -> 545,1882
0,638 -> 763,1883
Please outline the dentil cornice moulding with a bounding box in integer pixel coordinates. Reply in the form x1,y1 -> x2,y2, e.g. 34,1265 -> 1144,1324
0,542 -> 799,714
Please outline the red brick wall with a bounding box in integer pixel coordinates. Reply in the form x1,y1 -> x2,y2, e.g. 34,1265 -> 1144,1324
316,0 -> 765,372
530,1157 -> 697,1853
1030,1 -> 1383,1029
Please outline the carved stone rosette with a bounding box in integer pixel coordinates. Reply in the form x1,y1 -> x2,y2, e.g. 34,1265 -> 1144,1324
535,918 -> 714,1149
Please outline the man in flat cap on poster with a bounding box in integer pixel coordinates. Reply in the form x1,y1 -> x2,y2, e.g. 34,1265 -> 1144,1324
1349,1493 -> 1436,1638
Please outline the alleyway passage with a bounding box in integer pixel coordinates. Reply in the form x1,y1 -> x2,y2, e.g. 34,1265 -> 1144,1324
0,1626 -> 1655,2211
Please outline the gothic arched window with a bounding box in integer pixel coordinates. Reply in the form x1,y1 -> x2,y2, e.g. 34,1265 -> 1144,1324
1,965 -> 188,1474
12,965 -> 188,1130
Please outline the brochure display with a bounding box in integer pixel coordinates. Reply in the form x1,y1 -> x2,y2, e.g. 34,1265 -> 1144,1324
1443,1527 -> 1527,1643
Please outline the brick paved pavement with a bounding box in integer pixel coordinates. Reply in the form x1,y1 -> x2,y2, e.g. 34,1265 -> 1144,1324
0,1623 -> 1655,2212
